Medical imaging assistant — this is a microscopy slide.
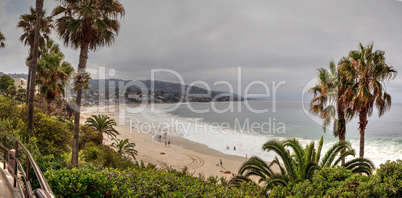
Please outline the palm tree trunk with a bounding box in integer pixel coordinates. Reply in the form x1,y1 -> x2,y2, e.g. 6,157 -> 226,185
72,42 -> 89,167
337,91 -> 346,165
358,110 -> 368,158
27,0 -> 44,139
26,48 -> 34,105
26,66 -> 31,105
339,124 -> 346,164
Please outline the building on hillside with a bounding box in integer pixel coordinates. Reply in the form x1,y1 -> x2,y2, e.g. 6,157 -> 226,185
13,77 -> 40,94
13,78 -> 27,89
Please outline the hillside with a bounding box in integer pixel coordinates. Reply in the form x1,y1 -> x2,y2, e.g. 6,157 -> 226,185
89,79 -> 241,99
8,73 -> 28,79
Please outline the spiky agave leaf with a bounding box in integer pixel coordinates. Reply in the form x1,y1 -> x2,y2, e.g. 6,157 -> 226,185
343,158 -> 375,175
262,140 -> 297,180
320,141 -> 352,167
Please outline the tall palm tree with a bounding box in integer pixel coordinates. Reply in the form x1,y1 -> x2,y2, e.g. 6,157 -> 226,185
0,31 -> 5,48
310,61 -> 338,132
85,115 -> 120,141
230,137 -> 374,193
17,6 -> 53,104
309,61 -> 355,164
36,40 -> 74,106
347,43 -> 397,158
110,138 -> 138,160
73,72 -> 92,92
53,0 -> 125,166
27,0 -> 45,138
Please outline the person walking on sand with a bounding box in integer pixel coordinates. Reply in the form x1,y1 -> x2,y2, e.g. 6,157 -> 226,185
168,140 -> 170,147
220,159 -> 222,166
165,141 -> 167,147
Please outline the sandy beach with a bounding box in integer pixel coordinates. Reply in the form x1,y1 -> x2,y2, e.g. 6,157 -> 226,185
80,105 -> 255,179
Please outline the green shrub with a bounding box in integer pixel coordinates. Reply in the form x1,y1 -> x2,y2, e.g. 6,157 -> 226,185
82,142 -> 99,161
0,96 -> 18,119
375,160 -> 402,197
45,165 -> 263,197
33,112 -> 72,158
81,143 -> 134,170
45,165 -> 112,197
30,155 -> 67,190
79,125 -> 102,150
269,160 -> 402,198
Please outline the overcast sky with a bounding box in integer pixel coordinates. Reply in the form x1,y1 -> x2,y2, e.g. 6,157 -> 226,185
1,0 -> 402,101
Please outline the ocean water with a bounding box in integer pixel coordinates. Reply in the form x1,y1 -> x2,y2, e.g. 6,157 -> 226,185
131,100 -> 402,167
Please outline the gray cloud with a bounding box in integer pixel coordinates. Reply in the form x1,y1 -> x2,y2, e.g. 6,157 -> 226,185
1,0 -> 402,101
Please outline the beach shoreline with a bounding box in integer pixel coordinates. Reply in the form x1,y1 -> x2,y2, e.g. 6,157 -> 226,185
80,105 -> 257,179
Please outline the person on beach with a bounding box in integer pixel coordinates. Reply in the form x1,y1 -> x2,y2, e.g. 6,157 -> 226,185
165,141 -> 167,147
220,159 -> 222,166
168,141 -> 170,147
234,146 -> 236,151
226,145 -> 229,150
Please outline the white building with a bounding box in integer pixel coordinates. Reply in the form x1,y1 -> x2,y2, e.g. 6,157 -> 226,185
13,78 -> 27,89
13,78 -> 39,93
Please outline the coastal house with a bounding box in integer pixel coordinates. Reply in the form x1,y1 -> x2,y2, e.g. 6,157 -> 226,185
13,77 -> 40,93
13,77 -> 27,89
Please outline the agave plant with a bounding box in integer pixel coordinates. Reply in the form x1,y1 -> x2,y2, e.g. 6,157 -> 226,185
230,137 -> 374,192
85,115 -> 119,141
110,138 -> 137,160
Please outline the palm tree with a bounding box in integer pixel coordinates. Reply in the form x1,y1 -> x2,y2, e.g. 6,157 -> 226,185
85,115 -> 120,141
17,6 -> 53,104
73,72 -> 92,92
36,40 -> 74,107
110,138 -> 138,160
347,43 -> 397,158
0,31 -> 5,48
53,0 -> 125,166
310,61 -> 338,132
309,60 -> 355,164
26,0 -> 45,138
230,137 -> 374,193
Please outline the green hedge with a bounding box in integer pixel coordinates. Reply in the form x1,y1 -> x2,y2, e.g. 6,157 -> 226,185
81,142 -> 135,170
45,164 -> 263,198
269,160 -> 402,198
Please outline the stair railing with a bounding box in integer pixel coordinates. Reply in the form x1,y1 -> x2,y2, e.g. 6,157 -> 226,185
0,132 -> 54,198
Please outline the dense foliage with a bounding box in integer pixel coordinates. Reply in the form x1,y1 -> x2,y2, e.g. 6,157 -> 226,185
0,75 -> 16,95
0,96 -> 71,156
79,125 -> 103,150
81,142 -> 135,170
269,160 -> 402,197
33,112 -> 72,157
230,137 -> 374,193
45,164 -> 263,197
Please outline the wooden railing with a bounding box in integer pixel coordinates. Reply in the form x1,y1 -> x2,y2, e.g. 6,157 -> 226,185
0,133 -> 54,198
